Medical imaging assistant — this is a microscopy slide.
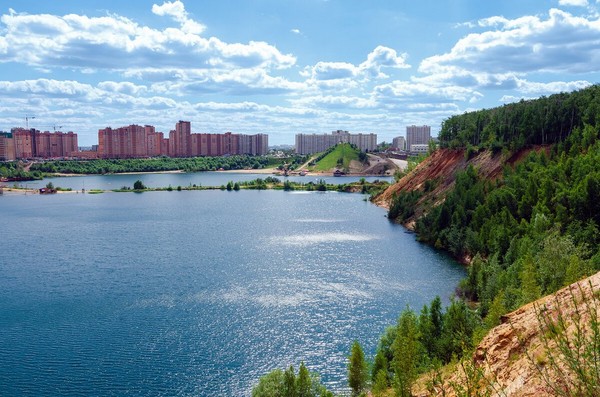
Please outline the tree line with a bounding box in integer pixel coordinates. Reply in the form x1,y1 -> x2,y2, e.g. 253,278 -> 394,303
28,155 -> 281,174
439,84 -> 600,151
384,85 -> 600,393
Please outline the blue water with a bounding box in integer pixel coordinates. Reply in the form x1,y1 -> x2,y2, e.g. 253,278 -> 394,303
0,188 -> 464,396
13,171 -> 392,191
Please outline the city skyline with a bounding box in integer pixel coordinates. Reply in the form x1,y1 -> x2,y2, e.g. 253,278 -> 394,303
1,1 -> 600,146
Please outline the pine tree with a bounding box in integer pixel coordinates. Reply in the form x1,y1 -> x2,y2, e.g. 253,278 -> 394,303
348,340 -> 368,396
393,308 -> 422,397
284,365 -> 297,397
372,369 -> 388,397
297,362 -> 311,397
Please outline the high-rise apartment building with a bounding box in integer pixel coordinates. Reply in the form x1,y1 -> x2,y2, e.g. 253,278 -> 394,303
98,124 -> 148,158
99,121 -> 268,158
406,125 -> 431,151
0,132 -> 15,161
35,131 -> 78,158
169,120 -> 191,157
145,125 -> 163,157
392,136 -> 406,150
6,128 -> 78,159
295,130 -> 377,155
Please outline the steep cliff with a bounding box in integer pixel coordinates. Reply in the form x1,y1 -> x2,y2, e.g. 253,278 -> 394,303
373,146 -> 546,227
415,271 -> 600,397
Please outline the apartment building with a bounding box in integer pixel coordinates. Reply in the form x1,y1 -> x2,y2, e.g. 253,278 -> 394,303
406,125 -> 431,151
295,130 -> 377,155
2,128 -> 78,160
392,136 -> 406,151
0,132 -> 16,161
98,121 -> 268,159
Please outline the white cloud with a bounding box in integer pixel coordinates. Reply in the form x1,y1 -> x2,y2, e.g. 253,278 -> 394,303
0,3 -> 295,73
98,81 -> 148,95
359,46 -> 410,78
289,95 -> 376,109
146,68 -> 304,95
291,28 -> 301,34
514,78 -> 592,95
0,79 -> 96,98
420,9 -> 600,77
374,80 -> 482,104
306,61 -> 358,80
151,0 -> 205,34
302,46 -> 410,82
558,0 -> 588,6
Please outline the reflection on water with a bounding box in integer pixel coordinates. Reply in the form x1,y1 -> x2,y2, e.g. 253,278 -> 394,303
0,190 -> 464,396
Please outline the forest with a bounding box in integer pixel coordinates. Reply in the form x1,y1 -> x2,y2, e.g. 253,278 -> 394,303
381,85 -> 600,395
0,154 -> 307,180
438,84 -> 600,151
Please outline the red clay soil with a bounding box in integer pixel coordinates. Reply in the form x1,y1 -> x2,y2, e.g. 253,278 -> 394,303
373,146 -> 544,227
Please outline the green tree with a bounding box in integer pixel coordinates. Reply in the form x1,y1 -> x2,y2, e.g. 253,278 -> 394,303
253,369 -> 284,397
520,254 -> 541,304
348,340 -> 368,396
441,299 -> 477,361
283,365 -> 297,397
283,180 -> 294,191
392,308 -> 422,397
297,362 -> 311,397
372,369 -> 388,397
371,349 -> 389,384
133,180 -> 145,190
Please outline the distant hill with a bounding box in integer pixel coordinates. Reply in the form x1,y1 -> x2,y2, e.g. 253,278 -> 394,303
305,143 -> 398,175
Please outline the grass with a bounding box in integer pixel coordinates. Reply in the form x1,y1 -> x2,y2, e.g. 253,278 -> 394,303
312,143 -> 360,171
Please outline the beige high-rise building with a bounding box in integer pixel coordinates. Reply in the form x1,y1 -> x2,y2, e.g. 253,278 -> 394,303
295,130 -> 377,155
392,136 -> 406,150
406,125 -> 431,152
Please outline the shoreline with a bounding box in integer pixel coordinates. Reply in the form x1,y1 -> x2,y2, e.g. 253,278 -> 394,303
46,168 -> 394,178
50,170 -> 185,177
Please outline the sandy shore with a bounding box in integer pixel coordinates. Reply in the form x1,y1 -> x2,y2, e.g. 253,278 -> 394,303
219,168 -> 277,174
1,187 -> 82,195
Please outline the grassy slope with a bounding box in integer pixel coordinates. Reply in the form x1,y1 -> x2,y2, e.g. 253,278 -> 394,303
312,143 -> 360,171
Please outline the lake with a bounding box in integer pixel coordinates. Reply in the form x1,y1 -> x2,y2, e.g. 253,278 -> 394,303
0,185 -> 464,396
12,171 -> 393,191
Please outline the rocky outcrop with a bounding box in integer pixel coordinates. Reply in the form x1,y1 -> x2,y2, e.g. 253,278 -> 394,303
417,271 -> 600,396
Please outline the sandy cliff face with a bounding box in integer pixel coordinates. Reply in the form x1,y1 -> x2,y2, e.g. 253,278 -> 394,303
417,271 -> 600,397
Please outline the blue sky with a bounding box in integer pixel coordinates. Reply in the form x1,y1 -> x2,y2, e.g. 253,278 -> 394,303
1,0 -> 600,146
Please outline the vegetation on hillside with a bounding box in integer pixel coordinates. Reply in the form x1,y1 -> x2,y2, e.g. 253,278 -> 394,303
383,85 -> 600,394
439,84 -> 600,151
310,143 -> 365,172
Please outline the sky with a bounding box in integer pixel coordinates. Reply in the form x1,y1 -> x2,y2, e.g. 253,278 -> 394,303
1,0 -> 600,146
